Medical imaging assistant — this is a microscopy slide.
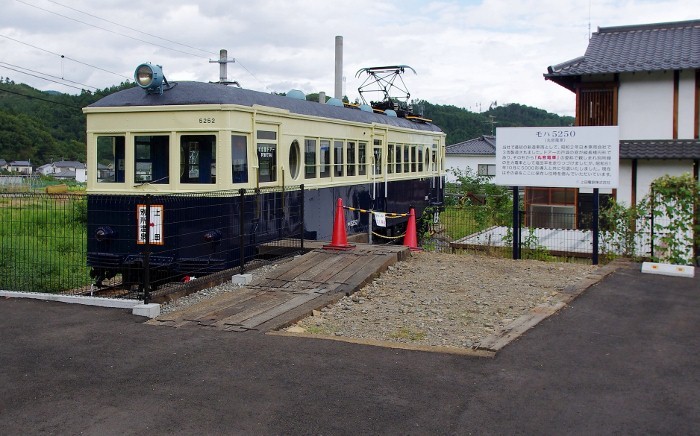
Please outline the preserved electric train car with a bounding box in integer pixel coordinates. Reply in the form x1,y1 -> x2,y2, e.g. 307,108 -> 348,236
83,63 -> 446,287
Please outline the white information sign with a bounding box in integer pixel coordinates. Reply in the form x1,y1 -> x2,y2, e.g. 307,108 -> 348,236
137,204 -> 164,245
495,126 -> 619,189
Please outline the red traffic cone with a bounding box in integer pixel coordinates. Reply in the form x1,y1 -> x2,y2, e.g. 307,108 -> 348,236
323,198 -> 355,250
403,207 -> 421,251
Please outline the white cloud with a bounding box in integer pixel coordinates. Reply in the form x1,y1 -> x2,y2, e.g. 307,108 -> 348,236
2,0 -> 699,117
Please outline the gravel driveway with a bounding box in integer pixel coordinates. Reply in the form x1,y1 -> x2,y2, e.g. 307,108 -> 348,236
288,251 -> 599,349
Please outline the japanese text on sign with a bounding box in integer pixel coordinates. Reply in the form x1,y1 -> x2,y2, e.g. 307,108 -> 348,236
494,126 -> 619,188
137,204 -> 164,245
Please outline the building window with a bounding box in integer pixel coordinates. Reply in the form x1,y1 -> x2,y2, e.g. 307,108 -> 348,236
477,164 -> 496,177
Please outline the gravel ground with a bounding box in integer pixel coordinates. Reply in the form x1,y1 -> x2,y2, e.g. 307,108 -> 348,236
160,251 -> 599,350
288,251 -> 598,349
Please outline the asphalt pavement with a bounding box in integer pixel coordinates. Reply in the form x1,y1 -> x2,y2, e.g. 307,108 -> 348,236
1,261 -> 698,435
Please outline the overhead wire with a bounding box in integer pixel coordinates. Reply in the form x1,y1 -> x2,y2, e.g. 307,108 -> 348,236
0,61 -> 98,90
0,34 -> 131,81
0,64 -> 86,91
11,0 -> 266,89
0,87 -> 80,109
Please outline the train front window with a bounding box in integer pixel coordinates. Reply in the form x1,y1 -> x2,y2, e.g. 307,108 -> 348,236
232,135 -> 248,183
96,135 -> 125,183
373,140 -> 382,175
134,136 -> 169,184
180,135 -> 216,184
257,130 -> 277,183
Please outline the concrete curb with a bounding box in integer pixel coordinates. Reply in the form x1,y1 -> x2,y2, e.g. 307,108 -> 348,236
0,290 -> 159,318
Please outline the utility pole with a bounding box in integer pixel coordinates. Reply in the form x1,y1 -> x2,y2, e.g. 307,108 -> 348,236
210,49 -> 239,86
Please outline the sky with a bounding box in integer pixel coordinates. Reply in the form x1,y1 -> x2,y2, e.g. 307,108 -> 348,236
1,0 -> 699,116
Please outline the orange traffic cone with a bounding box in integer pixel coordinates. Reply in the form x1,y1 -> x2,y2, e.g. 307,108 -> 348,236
323,198 -> 355,250
403,207 -> 421,251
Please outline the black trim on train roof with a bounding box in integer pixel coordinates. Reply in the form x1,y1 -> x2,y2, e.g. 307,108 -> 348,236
87,81 -> 443,133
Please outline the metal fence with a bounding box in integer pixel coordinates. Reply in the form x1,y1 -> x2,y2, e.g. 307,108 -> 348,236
1,186 -> 305,301
422,204 -> 684,264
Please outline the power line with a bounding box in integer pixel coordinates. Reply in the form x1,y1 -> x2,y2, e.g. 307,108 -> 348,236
46,0 -> 215,57
0,34 -> 131,81
0,64 -> 86,91
15,0 -> 206,59
0,87 -> 80,109
0,61 -> 98,90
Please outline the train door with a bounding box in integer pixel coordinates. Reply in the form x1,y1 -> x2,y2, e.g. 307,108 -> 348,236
255,125 -> 278,185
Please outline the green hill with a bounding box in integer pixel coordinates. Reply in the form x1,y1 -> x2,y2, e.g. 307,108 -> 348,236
0,78 -> 573,164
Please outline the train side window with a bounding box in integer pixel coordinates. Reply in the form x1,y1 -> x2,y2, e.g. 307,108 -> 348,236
96,135 -> 125,183
411,145 -> 417,172
403,144 -> 410,173
180,135 -> 216,184
232,135 -> 248,183
346,141 -> 356,176
333,140 -> 343,177
134,135 -> 169,184
358,142 -> 367,176
289,140 -> 301,180
387,143 -> 394,174
320,139 -> 331,178
395,144 -> 402,173
418,147 -> 424,172
424,146 -> 430,171
305,139 -> 316,179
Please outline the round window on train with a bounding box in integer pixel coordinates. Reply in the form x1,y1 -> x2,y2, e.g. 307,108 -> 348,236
289,140 -> 301,179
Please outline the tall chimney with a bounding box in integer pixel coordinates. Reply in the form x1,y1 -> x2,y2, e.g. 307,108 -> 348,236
334,36 -> 343,100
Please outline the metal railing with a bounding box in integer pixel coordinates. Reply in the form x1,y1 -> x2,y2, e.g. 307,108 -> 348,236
1,186 -> 305,301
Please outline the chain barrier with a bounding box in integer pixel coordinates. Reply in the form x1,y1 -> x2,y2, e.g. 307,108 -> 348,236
342,205 -> 409,240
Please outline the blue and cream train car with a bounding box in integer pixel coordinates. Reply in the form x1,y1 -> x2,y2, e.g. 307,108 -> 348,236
83,69 -> 445,285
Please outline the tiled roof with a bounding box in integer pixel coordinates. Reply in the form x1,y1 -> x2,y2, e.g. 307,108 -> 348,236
620,139 -> 700,159
9,161 -> 32,166
545,19 -> 700,82
54,161 -> 86,169
446,135 -> 496,155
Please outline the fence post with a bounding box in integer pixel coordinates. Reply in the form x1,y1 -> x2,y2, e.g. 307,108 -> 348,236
300,184 -> 305,251
512,186 -> 520,260
143,194 -> 151,304
592,188 -> 599,265
239,188 -> 246,275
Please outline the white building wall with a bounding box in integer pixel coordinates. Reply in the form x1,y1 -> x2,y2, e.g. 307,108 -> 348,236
617,160 -> 633,206
678,70 -> 697,139
444,155 -> 496,182
76,168 -> 87,183
637,160 -> 694,201
618,72 -> 674,140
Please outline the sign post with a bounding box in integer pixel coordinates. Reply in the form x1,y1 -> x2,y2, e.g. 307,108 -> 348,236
495,126 -> 619,263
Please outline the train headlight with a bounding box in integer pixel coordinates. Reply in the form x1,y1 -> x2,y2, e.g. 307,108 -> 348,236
203,230 -> 222,243
95,226 -> 116,242
134,63 -> 165,94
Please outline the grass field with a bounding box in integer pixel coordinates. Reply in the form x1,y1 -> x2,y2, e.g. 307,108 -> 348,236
0,194 -> 90,293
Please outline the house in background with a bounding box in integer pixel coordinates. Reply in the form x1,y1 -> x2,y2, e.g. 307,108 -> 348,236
0,159 -> 7,172
444,135 -> 496,182
37,160 -> 87,183
8,160 -> 33,174
544,19 -> 700,218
